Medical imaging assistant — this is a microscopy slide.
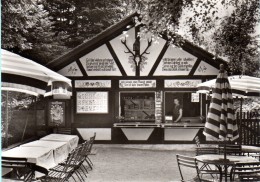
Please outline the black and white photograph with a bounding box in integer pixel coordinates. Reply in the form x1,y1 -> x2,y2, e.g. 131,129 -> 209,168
1,0 -> 260,181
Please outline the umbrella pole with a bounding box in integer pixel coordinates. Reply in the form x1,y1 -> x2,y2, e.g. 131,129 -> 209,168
224,140 -> 227,182
239,98 -> 243,144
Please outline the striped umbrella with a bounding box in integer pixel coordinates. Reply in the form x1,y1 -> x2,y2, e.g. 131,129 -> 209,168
203,65 -> 239,182
1,49 -> 72,97
203,66 -> 239,141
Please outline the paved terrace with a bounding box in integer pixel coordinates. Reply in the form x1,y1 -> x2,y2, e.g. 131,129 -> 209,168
82,144 -> 206,182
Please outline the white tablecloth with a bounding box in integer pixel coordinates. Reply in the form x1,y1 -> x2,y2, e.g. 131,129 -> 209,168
2,146 -> 56,169
40,134 -> 79,152
20,140 -> 69,164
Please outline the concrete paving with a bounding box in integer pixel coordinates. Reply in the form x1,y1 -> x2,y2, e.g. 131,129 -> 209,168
82,144 -> 202,182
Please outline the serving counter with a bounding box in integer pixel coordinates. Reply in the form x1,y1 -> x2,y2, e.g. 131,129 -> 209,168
113,122 -> 160,141
161,123 -> 204,141
113,120 -> 205,142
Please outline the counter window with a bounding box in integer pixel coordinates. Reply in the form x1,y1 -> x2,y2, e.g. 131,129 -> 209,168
120,92 -> 155,122
164,92 -> 200,123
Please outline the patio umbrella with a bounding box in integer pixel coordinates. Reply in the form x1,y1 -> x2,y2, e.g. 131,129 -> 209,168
197,75 -> 260,97
203,64 -> 239,181
1,49 -> 72,97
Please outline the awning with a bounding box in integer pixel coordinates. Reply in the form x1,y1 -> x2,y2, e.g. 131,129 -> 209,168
1,49 -> 72,97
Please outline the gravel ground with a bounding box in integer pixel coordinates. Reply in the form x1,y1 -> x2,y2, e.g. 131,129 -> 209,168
84,144 -> 198,182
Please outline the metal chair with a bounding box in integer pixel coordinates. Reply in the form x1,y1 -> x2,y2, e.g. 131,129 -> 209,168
231,162 -> 260,181
176,154 -> 218,182
218,144 -> 243,156
56,127 -> 72,135
194,136 -> 219,156
38,148 -> 80,182
2,157 -> 48,182
83,132 -> 96,169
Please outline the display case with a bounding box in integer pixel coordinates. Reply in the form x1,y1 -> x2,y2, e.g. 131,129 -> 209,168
120,92 -> 155,122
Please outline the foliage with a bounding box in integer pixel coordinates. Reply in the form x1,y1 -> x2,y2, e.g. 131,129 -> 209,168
1,0 -> 50,50
2,0 -> 259,72
2,0 -> 134,63
1,91 -> 36,147
212,1 -> 260,75
138,0 -> 260,74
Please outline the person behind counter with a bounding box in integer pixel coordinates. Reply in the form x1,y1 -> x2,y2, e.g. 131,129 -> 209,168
172,98 -> 183,123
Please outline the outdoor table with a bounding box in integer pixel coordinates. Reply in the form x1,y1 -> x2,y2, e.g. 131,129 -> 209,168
2,146 -> 56,178
195,154 -> 258,182
241,145 -> 260,153
241,145 -> 260,160
40,134 -> 79,152
20,140 -> 69,164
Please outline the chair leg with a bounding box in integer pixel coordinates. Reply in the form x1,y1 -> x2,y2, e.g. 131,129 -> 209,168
85,158 -> 93,170
86,156 -> 93,166
81,164 -> 89,173
79,166 -> 88,178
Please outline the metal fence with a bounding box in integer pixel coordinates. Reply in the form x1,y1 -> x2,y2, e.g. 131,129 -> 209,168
237,112 -> 260,146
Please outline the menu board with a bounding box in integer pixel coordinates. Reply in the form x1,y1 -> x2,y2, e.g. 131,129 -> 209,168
77,92 -> 108,113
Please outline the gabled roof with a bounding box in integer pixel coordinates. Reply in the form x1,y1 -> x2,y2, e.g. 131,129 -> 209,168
46,12 -> 138,71
46,12 -> 227,71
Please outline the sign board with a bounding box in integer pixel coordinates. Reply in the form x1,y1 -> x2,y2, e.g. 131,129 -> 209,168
77,92 -> 108,114
119,80 -> 156,88
191,93 -> 200,102
164,79 -> 202,88
154,47 -> 197,76
79,44 -> 121,76
75,80 -> 111,88
48,101 -> 66,127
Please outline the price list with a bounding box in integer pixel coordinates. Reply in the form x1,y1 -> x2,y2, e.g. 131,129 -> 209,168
77,92 -> 108,113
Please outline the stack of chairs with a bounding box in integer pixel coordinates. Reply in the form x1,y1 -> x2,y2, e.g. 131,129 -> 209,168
38,132 -> 96,182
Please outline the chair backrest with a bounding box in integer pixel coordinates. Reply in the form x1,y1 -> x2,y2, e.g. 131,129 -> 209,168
56,148 -> 80,182
2,157 -> 46,181
232,162 -> 260,181
176,154 -> 200,182
2,157 -> 28,169
219,144 -> 242,155
86,132 -> 96,154
195,146 -> 219,156
57,127 -> 72,135
194,136 -> 200,147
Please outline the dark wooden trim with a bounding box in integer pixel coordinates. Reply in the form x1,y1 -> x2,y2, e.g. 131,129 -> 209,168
148,42 -> 169,76
76,59 -> 88,77
106,42 -> 127,76
189,58 -> 201,76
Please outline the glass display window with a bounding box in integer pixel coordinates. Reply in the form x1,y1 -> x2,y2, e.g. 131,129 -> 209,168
119,92 -> 155,122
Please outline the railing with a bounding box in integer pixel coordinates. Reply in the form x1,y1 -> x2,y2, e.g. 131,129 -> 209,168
237,112 -> 260,146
